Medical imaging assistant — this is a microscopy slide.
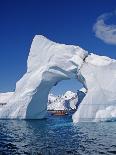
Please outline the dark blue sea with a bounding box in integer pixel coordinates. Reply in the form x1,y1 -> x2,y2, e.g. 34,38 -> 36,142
0,116 -> 116,155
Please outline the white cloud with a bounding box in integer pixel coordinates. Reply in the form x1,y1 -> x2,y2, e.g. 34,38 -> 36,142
93,11 -> 116,45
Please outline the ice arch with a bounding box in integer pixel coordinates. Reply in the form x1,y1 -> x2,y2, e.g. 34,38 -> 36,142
0,35 -> 88,119
0,35 -> 116,122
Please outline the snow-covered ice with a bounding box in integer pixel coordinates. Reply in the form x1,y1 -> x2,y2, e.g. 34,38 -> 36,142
0,35 -> 116,122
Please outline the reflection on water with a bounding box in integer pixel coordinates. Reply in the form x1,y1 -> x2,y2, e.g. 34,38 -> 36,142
0,116 -> 116,154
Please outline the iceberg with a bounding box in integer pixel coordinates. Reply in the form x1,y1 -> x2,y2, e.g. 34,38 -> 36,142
0,35 -> 116,122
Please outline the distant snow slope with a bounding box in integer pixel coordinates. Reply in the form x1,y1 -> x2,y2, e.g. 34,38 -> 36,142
48,89 -> 86,111
48,91 -> 78,111
0,35 -> 116,123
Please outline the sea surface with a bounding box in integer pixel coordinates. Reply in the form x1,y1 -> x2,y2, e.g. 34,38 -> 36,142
0,115 -> 116,155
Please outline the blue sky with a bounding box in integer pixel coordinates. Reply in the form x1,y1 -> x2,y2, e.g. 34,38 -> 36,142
0,0 -> 116,94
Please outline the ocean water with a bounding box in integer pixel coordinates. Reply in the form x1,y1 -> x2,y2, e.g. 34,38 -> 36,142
0,116 -> 116,155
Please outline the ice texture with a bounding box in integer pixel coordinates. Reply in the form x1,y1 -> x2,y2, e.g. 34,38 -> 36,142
0,92 -> 13,103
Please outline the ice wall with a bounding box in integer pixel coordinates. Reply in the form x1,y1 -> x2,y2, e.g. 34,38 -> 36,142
73,54 -> 116,122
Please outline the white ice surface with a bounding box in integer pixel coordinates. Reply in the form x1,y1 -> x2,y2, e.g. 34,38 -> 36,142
0,92 -> 14,103
73,54 -> 116,122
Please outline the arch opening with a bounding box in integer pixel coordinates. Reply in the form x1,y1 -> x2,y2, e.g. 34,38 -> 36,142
25,67 -> 87,119
47,79 -> 86,117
